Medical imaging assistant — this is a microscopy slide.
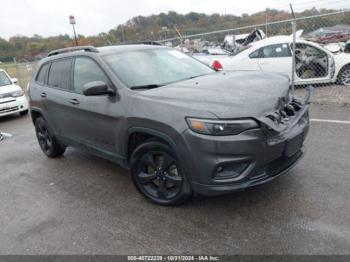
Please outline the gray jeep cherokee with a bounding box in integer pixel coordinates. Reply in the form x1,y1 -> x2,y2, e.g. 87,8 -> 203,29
28,45 -> 310,205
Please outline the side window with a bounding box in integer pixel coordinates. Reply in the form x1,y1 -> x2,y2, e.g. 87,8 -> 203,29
260,44 -> 291,58
73,57 -> 109,94
48,59 -> 72,90
249,49 -> 260,59
36,63 -> 50,85
303,44 -> 325,57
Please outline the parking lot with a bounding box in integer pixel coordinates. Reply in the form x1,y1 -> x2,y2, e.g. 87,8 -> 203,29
0,87 -> 350,255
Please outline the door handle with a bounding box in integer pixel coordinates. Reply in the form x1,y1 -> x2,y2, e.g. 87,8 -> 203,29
40,92 -> 47,98
68,98 -> 80,105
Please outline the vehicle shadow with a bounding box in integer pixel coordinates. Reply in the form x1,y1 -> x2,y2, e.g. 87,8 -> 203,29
0,113 -> 26,124
51,146 -> 302,213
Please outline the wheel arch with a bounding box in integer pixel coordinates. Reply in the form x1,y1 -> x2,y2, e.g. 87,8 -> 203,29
126,127 -> 178,165
337,63 -> 350,84
338,63 -> 350,74
30,108 -> 45,125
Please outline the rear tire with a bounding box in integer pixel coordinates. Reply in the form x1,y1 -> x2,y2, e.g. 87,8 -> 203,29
35,117 -> 65,158
130,141 -> 192,206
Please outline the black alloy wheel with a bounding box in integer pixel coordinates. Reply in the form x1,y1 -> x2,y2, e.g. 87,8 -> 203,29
130,141 -> 191,206
35,117 -> 65,158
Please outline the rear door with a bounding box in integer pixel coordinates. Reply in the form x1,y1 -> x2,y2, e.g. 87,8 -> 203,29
29,62 -> 52,125
45,58 -> 81,141
258,43 -> 292,78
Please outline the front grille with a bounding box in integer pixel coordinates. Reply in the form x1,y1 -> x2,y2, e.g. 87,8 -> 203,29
0,106 -> 19,114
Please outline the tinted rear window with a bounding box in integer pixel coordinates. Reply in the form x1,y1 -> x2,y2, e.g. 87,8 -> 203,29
48,59 -> 72,90
36,63 -> 50,85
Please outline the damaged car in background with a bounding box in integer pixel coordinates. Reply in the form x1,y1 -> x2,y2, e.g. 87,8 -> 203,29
195,33 -> 350,86
305,24 -> 350,44
222,28 -> 266,53
178,29 -> 265,57
29,45 -> 310,206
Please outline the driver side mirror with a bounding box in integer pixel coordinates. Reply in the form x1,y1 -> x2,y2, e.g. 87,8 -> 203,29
12,78 -> 18,84
83,81 -> 115,96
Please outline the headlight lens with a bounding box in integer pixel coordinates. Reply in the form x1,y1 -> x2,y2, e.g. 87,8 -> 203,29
10,90 -> 24,97
186,117 -> 259,136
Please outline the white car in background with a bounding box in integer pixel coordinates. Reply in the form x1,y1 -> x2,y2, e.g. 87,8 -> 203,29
0,69 -> 28,117
195,35 -> 350,86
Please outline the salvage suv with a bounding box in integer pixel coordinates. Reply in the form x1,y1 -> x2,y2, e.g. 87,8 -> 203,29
28,45 -> 310,205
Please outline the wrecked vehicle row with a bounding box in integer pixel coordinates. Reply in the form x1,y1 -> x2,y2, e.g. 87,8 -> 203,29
194,34 -> 350,86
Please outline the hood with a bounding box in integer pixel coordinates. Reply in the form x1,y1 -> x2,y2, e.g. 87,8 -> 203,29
333,52 -> 350,59
0,84 -> 21,95
137,71 -> 290,119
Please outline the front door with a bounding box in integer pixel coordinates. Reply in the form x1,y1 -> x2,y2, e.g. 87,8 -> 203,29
69,56 -> 120,155
294,43 -> 332,84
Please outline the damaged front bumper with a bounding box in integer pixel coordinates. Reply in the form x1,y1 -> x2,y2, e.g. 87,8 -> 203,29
178,87 -> 312,196
257,86 -> 312,134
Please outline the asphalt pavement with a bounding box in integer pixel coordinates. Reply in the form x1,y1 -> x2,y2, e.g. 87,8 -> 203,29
0,103 -> 349,255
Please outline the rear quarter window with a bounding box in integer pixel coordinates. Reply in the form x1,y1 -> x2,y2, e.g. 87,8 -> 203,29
48,59 -> 73,90
35,63 -> 50,85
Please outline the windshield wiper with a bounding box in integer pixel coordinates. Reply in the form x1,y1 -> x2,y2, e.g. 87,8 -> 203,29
130,84 -> 164,90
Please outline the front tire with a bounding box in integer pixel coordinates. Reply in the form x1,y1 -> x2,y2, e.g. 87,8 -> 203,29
338,65 -> 350,86
130,141 -> 192,206
35,117 -> 65,158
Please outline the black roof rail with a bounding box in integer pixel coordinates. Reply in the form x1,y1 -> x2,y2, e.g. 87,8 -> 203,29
48,46 -> 99,57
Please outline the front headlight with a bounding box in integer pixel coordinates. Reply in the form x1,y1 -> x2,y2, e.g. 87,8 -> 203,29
186,117 -> 259,136
10,90 -> 24,97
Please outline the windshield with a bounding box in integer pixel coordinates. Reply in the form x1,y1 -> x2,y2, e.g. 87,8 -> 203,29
0,71 -> 12,87
103,48 -> 214,88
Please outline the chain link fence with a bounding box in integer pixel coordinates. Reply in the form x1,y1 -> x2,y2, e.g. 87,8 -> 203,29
158,10 -> 350,88
1,61 -> 38,91
1,10 -> 350,91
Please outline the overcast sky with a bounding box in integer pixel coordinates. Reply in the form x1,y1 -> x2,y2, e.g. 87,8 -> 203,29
0,0 -> 348,39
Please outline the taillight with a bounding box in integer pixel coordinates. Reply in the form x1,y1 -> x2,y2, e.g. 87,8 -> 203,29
212,60 -> 223,71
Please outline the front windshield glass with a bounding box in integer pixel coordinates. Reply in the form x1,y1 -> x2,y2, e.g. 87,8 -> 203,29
0,71 -> 12,87
103,48 -> 214,88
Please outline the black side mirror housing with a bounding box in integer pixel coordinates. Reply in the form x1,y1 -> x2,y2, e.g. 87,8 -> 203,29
83,81 -> 115,96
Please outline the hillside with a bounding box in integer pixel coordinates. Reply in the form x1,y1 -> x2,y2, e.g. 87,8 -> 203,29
0,8 -> 346,62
